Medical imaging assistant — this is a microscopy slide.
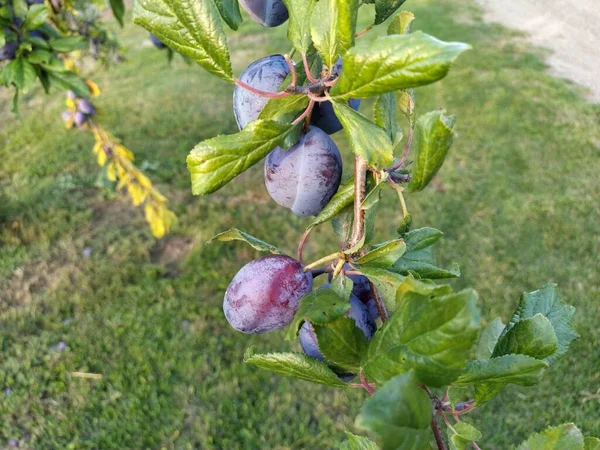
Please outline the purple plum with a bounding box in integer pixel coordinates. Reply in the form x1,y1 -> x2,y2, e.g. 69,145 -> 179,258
149,33 -> 166,49
66,90 -> 77,100
223,255 -> 313,334
0,41 -> 18,61
239,0 -> 289,28
61,110 -> 72,124
233,54 -> 290,130
73,111 -> 87,127
78,98 -> 95,115
329,265 -> 379,319
311,98 -> 361,135
264,126 -> 342,217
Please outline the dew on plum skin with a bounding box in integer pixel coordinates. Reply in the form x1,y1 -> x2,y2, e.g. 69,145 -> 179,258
233,54 -> 290,130
264,126 -> 342,217
239,0 -> 289,28
223,255 -> 313,334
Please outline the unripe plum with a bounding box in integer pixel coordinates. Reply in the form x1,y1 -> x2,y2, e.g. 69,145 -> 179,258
311,98 -> 361,135
264,126 -> 342,217
0,41 -> 18,62
149,33 -> 166,49
78,98 -> 96,116
239,0 -> 289,28
233,54 -> 290,130
223,255 -> 313,334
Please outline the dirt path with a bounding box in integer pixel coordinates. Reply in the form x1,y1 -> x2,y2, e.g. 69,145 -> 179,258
476,0 -> 600,102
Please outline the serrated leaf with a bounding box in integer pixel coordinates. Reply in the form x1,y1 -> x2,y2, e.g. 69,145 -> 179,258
22,4 -> 48,31
355,239 -> 406,268
403,227 -> 443,251
356,266 -> 404,313
332,101 -> 394,168
476,317 -> 505,359
286,289 -> 350,340
258,93 -> 309,124
133,0 -> 233,82
584,437 -> 600,450
109,0 -> 125,27
393,246 -> 460,279
3,57 -> 37,93
340,432 -> 379,450
206,228 -> 283,254
283,0 -> 317,54
48,36 -> 88,52
499,284 -> 578,365
331,32 -> 470,100
516,423 -> 584,450
492,313 -> 558,360
213,0 -> 243,30
245,351 -> 348,388
448,422 -> 482,450
355,372 -> 432,450
314,317 -> 368,372
455,354 -> 548,404
373,92 -> 400,143
362,288 -> 480,387
187,120 -> 296,195
374,0 -> 407,25
310,0 -> 357,69
330,275 -> 354,301
387,11 -> 415,35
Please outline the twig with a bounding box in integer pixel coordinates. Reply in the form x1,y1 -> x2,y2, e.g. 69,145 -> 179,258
368,282 -> 389,322
71,372 -> 103,380
355,25 -> 373,37
431,412 -> 448,450
349,156 -> 368,251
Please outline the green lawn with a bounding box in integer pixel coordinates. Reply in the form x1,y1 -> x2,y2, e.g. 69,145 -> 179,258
1,1 -> 599,448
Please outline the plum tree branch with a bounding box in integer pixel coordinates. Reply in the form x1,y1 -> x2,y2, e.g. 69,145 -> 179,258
431,411 -> 448,450
349,156 -> 367,251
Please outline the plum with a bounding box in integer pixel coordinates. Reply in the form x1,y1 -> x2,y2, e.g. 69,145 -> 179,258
299,294 -> 376,365
61,110 -> 72,124
73,111 -> 87,127
264,126 -> 342,217
0,41 -> 18,61
78,98 -> 96,116
66,90 -> 77,101
329,265 -> 379,319
311,98 -> 361,135
223,255 -> 313,334
239,0 -> 289,28
149,33 -> 166,49
233,54 -> 290,130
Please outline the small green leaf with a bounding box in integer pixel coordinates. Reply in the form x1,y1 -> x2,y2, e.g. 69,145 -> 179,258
310,0 -> 357,69
244,351 -> 348,388
331,32 -> 470,100
448,422 -> 482,450
455,354 -> 548,404
355,239 -> 406,268
584,437 -> 600,450
407,109 -> 456,193
387,11 -> 415,35
403,227 -> 443,251
22,4 -> 48,31
3,57 -> 37,93
362,288 -> 480,387
206,228 -> 283,254
27,49 -> 52,64
187,120 -> 296,195
374,0 -> 407,25
213,0 -> 243,30
283,0 -> 317,54
314,317 -> 368,372
133,0 -> 233,82
492,314 -> 558,360
308,176 -> 354,229
332,101 -> 394,168
355,372 -> 432,450
340,432 -> 379,450
330,275 -> 354,301
286,289 -> 350,340
109,0 -> 125,27
373,92 -> 401,143
476,317 -> 505,359
258,93 -> 309,124
356,265 -> 404,313
49,36 -> 88,53
516,423 -> 584,450
397,89 -> 415,125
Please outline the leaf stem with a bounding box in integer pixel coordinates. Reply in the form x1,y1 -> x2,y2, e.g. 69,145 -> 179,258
303,252 -> 343,272
284,54 -> 297,88
292,99 -> 315,126
391,124 -> 414,171
360,371 -> 376,395
297,227 -> 313,263
302,54 -> 318,83
234,77 -> 290,99
355,25 -> 373,38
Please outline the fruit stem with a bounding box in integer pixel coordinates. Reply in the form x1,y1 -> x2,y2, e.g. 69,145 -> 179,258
349,156 -> 367,251
368,282 -> 389,322
234,77 -> 290,99
391,125 -> 414,171
284,54 -> 297,88
302,54 -> 319,83
292,99 -> 315,126
303,252 -> 344,272
297,227 -> 313,263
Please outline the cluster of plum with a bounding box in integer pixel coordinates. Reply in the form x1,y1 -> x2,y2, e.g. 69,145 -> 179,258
224,255 -> 377,379
62,91 -> 96,128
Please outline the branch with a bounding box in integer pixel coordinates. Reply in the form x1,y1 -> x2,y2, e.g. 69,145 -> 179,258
431,412 -> 448,450
349,156 -> 368,250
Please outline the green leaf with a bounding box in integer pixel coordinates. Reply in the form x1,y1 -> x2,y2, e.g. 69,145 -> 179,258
206,228 -> 283,254
407,109 -> 456,192
244,351 -> 348,388
310,0 -> 357,69
187,120 -> 296,195
403,227 -> 443,251
309,177 -> 354,229
362,288 -> 480,387
392,246 -> 460,279
286,289 -> 350,340
516,424 -> 584,450
492,314 -> 558,360
476,317 -> 505,359
448,422 -> 482,450
133,0 -> 233,82
387,11 -> 415,35
332,101 -> 394,168
455,354 -> 548,404
374,0 -> 407,25
584,437 -> 600,450
330,275 -> 354,301
46,69 -> 89,97
340,432 -> 379,450
373,92 -> 401,143
331,31 -> 470,100
397,89 -> 415,125
27,49 -> 52,64
355,372 -> 432,450
314,317 -> 368,372
282,0 -> 317,54
356,266 -> 404,313
355,239 -> 406,268
12,0 -> 27,18
499,284 -> 578,365
49,36 -> 88,53
213,0 -> 243,30
3,57 -> 37,93
258,93 -> 309,124
22,4 -> 48,31
109,0 -> 125,27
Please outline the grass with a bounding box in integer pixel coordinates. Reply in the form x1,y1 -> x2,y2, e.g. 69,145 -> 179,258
1,0 -> 599,448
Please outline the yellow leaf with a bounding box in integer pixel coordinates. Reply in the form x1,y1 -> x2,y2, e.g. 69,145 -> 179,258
116,174 -> 129,190
116,161 -> 126,180
115,145 -> 134,161
92,142 -> 102,154
127,182 -> 146,206
107,162 -> 117,182
97,149 -> 107,167
136,172 -> 152,189
86,79 -> 101,97
66,97 -> 76,112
